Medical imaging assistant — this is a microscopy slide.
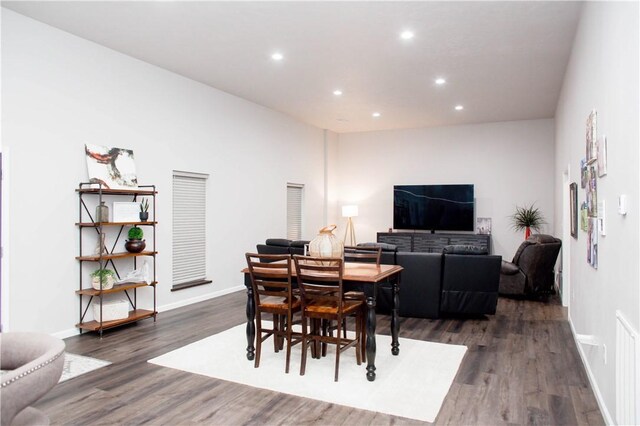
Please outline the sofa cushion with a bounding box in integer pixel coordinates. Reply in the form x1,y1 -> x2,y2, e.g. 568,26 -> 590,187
290,240 -> 310,248
265,238 -> 292,247
528,234 -> 559,244
500,260 -> 520,275
442,245 -> 488,255
357,242 -> 398,252
396,252 -> 442,319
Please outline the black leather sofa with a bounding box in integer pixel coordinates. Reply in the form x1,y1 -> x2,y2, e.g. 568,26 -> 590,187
256,239 -> 502,319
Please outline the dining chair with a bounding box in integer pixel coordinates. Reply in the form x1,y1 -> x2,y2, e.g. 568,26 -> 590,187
245,253 -> 302,373
293,255 -> 365,382
343,245 -> 382,265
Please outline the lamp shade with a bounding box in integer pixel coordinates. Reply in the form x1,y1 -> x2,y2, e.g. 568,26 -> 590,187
342,205 -> 359,218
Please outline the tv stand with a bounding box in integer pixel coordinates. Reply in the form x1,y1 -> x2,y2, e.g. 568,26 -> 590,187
377,231 -> 491,253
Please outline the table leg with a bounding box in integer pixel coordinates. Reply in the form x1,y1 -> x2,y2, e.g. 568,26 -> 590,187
246,283 -> 255,361
391,277 -> 400,356
366,295 -> 377,381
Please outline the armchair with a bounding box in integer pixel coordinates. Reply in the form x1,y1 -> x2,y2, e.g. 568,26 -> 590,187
499,234 -> 562,297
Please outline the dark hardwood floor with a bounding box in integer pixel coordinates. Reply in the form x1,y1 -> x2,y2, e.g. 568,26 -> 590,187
37,291 -> 604,425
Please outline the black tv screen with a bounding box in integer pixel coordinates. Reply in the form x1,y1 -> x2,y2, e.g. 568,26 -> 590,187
393,184 -> 475,231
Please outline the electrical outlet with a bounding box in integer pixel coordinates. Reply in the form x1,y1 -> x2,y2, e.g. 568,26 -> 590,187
603,344 -> 607,364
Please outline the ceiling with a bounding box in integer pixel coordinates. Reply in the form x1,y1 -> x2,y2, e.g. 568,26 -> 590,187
3,1 -> 583,133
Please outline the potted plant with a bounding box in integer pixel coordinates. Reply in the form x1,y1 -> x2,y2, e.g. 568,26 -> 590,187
91,268 -> 116,290
139,198 -> 149,222
125,226 -> 146,253
510,203 -> 546,239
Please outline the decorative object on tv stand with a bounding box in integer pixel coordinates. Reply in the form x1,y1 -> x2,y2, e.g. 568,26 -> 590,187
476,217 -> 492,235
342,205 -> 358,246
95,201 -> 109,223
509,203 -> 545,239
85,144 -> 138,189
125,226 -> 146,253
309,225 -> 344,258
91,268 -> 116,290
139,198 -> 150,222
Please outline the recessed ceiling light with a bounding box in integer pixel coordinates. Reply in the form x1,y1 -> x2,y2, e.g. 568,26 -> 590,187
333,90 -> 343,96
372,112 -> 381,118
400,30 -> 414,40
271,52 -> 284,61
435,78 -> 446,85
455,105 -> 464,111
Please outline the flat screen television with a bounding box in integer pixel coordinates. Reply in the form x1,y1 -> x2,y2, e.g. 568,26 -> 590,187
393,184 -> 475,232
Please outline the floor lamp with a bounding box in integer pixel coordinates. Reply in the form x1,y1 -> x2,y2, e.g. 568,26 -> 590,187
342,205 -> 358,246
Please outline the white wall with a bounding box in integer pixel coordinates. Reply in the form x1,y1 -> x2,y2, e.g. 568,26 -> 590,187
554,2 -> 639,422
336,119 -> 556,259
1,10 -> 328,335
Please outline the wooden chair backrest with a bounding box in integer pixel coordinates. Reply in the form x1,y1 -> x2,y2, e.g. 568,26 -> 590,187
344,245 -> 382,266
293,255 -> 345,312
245,253 -> 293,305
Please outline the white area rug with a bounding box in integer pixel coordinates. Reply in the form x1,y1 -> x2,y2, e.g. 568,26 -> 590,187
148,323 -> 467,422
59,353 -> 111,383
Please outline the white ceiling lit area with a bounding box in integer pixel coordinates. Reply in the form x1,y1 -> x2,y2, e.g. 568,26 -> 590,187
2,1 -> 582,133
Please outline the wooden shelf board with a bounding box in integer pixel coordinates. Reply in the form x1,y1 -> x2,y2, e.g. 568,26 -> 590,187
77,221 -> 157,227
76,251 -> 157,261
77,188 -> 156,196
76,309 -> 156,331
76,281 -> 157,296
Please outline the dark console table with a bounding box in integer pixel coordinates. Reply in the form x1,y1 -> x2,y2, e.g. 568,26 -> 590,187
377,231 -> 491,253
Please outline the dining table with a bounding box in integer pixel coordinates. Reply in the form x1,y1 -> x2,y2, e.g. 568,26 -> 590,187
241,261 -> 403,382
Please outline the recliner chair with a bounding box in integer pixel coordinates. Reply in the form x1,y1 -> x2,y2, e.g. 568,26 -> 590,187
499,234 -> 562,297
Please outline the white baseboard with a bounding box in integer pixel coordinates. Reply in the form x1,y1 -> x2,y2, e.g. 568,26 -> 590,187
56,285 -> 246,340
569,317 -> 615,425
157,285 -> 245,313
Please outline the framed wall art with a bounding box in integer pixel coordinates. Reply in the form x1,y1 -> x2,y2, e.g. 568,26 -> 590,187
597,135 -> 607,177
85,144 -> 138,189
586,110 -> 597,164
570,182 -> 578,238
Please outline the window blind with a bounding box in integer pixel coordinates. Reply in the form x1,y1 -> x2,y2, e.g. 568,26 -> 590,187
173,171 -> 208,285
287,184 -> 304,240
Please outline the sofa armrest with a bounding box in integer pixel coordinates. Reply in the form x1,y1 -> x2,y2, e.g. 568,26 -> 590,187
501,260 -> 520,275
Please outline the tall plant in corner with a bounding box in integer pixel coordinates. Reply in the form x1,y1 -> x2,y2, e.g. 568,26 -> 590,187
510,203 -> 546,239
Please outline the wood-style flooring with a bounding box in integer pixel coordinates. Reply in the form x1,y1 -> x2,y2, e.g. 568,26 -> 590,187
37,291 -> 604,425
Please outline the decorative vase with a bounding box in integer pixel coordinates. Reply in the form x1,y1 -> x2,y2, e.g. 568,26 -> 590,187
525,227 -> 532,239
91,275 -> 114,290
139,211 -> 149,222
309,225 -> 344,259
125,239 -> 146,253
95,201 -> 109,223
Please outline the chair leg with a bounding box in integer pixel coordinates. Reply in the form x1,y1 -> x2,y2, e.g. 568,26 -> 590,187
285,312 -> 292,374
322,320 -> 329,357
279,315 -> 286,350
335,318 -> 341,382
355,312 -> 362,365
360,307 -> 367,363
255,315 -> 262,368
272,314 -> 280,353
300,316 -> 308,376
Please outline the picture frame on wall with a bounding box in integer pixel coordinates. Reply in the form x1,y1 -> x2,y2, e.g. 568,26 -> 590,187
586,110 -> 597,164
580,159 -> 588,188
597,135 -> 607,177
570,182 -> 578,238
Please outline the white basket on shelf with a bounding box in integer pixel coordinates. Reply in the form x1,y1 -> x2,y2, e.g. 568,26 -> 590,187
93,299 -> 129,322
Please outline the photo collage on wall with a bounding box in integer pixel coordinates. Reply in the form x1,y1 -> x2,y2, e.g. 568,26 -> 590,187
581,110 -> 607,269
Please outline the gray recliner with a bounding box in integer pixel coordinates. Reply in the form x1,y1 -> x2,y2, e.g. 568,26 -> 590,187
0,332 -> 66,426
499,234 -> 562,297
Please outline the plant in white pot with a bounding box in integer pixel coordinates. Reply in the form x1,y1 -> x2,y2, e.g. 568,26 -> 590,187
91,268 -> 116,290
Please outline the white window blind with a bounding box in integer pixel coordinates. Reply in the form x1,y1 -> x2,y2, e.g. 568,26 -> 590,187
287,183 -> 304,240
173,171 -> 208,285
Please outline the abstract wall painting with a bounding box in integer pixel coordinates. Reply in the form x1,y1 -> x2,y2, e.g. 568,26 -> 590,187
580,159 -> 588,188
597,135 -> 607,177
586,110 -> 597,164
580,202 -> 588,232
476,217 -> 492,235
85,144 -> 138,189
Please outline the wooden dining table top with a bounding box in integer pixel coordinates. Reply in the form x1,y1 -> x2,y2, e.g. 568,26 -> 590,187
241,261 -> 403,283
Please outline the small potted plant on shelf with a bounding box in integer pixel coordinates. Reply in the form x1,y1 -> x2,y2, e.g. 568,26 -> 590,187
125,226 -> 146,253
510,203 -> 546,239
139,198 -> 149,222
91,268 -> 116,290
